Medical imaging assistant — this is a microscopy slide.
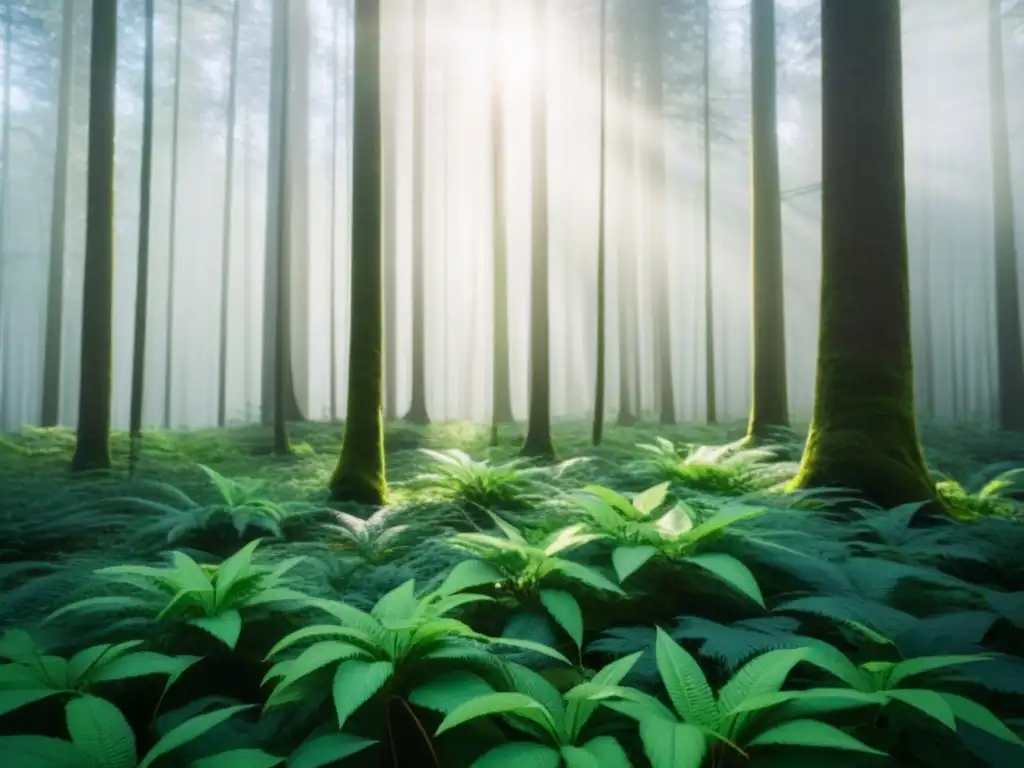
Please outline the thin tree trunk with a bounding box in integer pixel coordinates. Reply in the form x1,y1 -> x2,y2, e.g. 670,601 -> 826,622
591,0 -> 608,446
41,0 -> 76,427
382,0 -> 398,422
793,0 -> 936,511
616,5 -> 636,427
163,0 -> 185,428
216,0 -> 243,427
71,0 -> 118,472
746,0 -> 789,441
702,0 -> 716,424
331,0 -> 386,505
329,0 -> 341,421
0,0 -> 12,414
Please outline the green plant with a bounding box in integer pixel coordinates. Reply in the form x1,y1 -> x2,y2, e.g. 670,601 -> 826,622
570,482 -> 765,605
635,439 -> 787,496
323,507 -> 420,566
431,652 -> 643,766
49,540 -> 308,650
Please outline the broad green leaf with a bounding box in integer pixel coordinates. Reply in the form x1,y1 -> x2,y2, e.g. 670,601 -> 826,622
571,494 -> 630,531
472,742 -> 560,768
655,507 -> 694,538
371,580 -> 419,623
305,597 -> 383,638
683,554 -> 764,607
633,483 -> 670,516
67,642 -> 144,684
193,749 -> 284,768
436,559 -> 504,596
639,718 -> 707,768
726,688 -> 884,716
488,637 -> 573,666
612,546 -> 659,583
579,735 -> 633,767
65,695 -> 137,768
553,559 -> 625,595
436,693 -> 556,739
45,596 -> 154,624
718,647 -> 807,738
484,510 -> 528,545
565,652 -> 643,741
0,629 -> 38,663
138,704 -> 255,768
213,539 -> 261,601
686,506 -> 764,543
941,692 -> 1024,745
539,590 -> 583,649
288,733 -> 377,768
190,610 -> 243,650
746,719 -> 886,755
243,587 -> 311,608
0,689 -> 65,717
409,672 -> 494,714
802,645 -> 871,691
887,654 -> 990,687
170,551 -> 216,594
504,662 -> 567,723
270,641 -> 369,698
560,745 -> 600,768
264,625 -> 375,660
884,689 -> 956,731
544,525 -> 604,556
580,485 -> 638,518
89,652 -> 193,685
655,628 -> 718,729
332,660 -> 394,729
0,735 -> 87,767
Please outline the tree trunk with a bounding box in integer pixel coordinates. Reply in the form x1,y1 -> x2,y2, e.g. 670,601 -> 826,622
988,0 -> 1024,431
702,0 -> 716,425
0,0 -> 12,416
615,5 -> 636,427
521,0 -> 555,458
793,0 -> 936,511
745,0 -> 789,441
71,0 -> 118,472
129,0 -> 155,457
591,0 -> 608,446
163,0 -> 185,428
330,0 -> 386,505
216,0 -> 243,427
405,0 -> 430,424
41,0 -> 76,427
382,0 -> 398,422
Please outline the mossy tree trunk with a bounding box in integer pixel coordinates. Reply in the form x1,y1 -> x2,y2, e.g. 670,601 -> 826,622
521,0 -> 555,459
129,0 -> 155,467
745,0 -> 789,442
405,0 -> 430,425
591,0 -> 608,446
490,0 -> 514,444
793,0 -> 936,510
330,0 -> 387,506
41,0 -> 75,428
163,0 -> 184,428
382,1 -> 398,423
988,0 -> 1024,431
71,0 -> 118,472
702,0 -> 716,425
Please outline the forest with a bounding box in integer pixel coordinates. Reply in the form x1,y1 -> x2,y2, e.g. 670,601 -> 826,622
0,0 -> 1023,765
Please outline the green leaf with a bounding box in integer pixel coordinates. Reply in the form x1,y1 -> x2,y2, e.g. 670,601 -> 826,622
242,587 -> 311,608
138,704 -> 255,768
887,654 -> 990,687
884,689 -> 957,730
565,652 -> 643,741
193,749 -> 284,768
580,486 -> 637,518
65,695 -> 137,768
654,627 -> 718,729
264,625 -> 375,660
190,610 -> 243,650
213,539 -> 261,602
332,660 -> 394,729
436,559 -> 504,596
718,648 -> 807,739
639,718 -> 707,768
488,637 -> 573,666
560,745 -> 600,768
686,506 -> 765,543
544,525 -> 604,556
504,662 -> 566,723
371,580 -> 419,623
539,590 -> 583,649
436,692 -> 556,739
802,645 -> 871,691
726,688 -> 884,717
170,551 -> 216,594
409,672 -> 495,714
0,689 -> 65,717
747,719 -> 886,755
288,733 -> 377,768
611,546 -> 659,583
553,559 -> 625,595
67,642 -> 144,684
88,652 -> 194,685
683,554 -> 764,607
579,735 -> 632,767
484,510 -> 528,544
633,483 -> 670,516
471,742 -> 561,768
940,692 -> 1024,745
0,735 -> 88,767
0,629 -> 39,663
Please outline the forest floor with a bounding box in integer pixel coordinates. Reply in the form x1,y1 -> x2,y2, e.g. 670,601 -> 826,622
2,418 -> 1024,766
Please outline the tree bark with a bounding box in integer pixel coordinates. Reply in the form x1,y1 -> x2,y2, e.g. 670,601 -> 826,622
163,0 -> 185,428
702,0 -> 716,425
615,4 -> 637,427
591,0 -> 608,446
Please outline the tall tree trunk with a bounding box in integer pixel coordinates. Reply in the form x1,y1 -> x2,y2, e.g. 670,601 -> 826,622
919,160 -> 935,417
702,0 -> 716,424
382,0 -> 398,422
71,0 -> 118,472
163,0 -> 185,428
405,0 -> 430,424
216,0 -> 243,427
331,0 -> 386,505
0,0 -> 12,415
793,0 -> 936,511
521,0 -> 555,458
746,0 -> 789,441
989,0 -> 1024,431
615,5 -> 636,427
41,0 -> 75,427
490,0 -> 513,444
329,0 -> 341,421
591,0 -> 608,446
129,0 -> 155,464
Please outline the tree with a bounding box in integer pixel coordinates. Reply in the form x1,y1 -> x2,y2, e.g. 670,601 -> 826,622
793,0 -> 936,510
702,0 -> 716,424
330,0 -> 387,505
591,0 -> 608,446
163,0 -> 185,428
405,0 -> 430,425
382,0 -> 397,422
521,0 -> 555,458
41,0 -> 76,428
71,0 -> 118,472
745,0 -> 789,441
216,0 -> 243,427
0,0 -> 11,418
129,0 -> 156,470
988,0 -> 1024,431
